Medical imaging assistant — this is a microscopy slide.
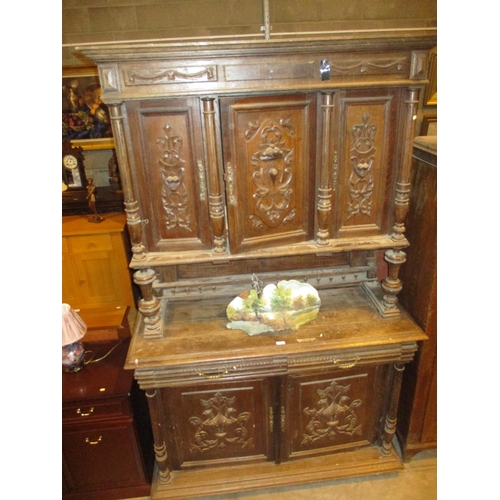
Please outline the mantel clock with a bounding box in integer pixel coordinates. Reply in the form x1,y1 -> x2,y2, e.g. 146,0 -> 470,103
62,140 -> 87,190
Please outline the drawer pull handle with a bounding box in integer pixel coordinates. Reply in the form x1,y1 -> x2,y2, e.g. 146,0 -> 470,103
85,436 -> 102,445
77,407 -> 94,417
269,407 -> 274,433
198,369 -> 229,379
332,356 -> 360,369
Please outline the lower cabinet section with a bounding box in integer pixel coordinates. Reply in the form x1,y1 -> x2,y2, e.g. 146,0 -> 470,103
161,365 -> 389,475
127,286 -> 426,499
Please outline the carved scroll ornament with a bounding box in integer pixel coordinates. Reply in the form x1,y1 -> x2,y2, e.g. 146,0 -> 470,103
301,380 -> 362,446
249,119 -> 296,228
348,113 -> 376,219
156,124 -> 191,232
189,392 -> 254,454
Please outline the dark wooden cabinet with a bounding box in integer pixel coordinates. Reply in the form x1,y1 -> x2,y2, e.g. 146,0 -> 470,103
62,339 -> 153,500
75,29 -> 436,499
397,136 -> 437,460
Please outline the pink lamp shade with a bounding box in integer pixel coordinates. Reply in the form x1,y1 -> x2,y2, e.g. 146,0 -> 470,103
62,304 -> 87,346
62,304 -> 87,373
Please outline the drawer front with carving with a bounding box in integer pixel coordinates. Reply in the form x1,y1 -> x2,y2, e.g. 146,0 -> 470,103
126,98 -> 212,253
281,365 -> 386,461
163,377 -> 276,470
221,93 -> 317,253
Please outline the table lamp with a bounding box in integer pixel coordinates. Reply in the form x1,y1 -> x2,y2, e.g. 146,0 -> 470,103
62,303 -> 87,373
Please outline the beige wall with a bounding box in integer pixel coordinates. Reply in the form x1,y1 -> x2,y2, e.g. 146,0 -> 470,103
63,0 -> 437,66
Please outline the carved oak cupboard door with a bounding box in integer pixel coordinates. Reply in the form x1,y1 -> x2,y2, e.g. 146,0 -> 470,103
163,378 -> 276,470
125,98 -> 211,252
281,367 -> 386,461
333,89 -> 400,238
220,94 -> 317,253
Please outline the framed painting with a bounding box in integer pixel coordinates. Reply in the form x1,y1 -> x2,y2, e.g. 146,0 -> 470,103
62,66 -> 114,150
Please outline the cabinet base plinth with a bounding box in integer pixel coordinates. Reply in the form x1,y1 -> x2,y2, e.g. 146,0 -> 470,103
362,281 -> 402,318
151,445 -> 403,499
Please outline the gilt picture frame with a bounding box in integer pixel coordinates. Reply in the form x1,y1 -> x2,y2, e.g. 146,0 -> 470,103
62,66 -> 115,150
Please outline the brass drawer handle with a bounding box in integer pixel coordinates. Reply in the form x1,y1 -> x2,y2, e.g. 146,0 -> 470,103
332,356 -> 360,369
85,436 -> 102,445
198,369 -> 229,379
77,407 -> 94,417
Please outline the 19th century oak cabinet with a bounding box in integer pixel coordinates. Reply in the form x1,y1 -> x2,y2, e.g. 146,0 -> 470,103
76,29 -> 436,498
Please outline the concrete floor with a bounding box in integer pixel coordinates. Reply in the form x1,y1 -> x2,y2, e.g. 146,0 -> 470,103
124,447 -> 437,500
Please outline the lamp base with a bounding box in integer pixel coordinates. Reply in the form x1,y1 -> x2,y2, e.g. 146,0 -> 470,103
62,340 -> 85,373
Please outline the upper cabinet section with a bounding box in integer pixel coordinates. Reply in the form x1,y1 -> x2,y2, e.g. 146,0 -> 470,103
75,32 -> 436,266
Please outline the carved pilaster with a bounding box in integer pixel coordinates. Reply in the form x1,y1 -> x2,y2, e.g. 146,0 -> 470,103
134,268 -> 163,338
316,92 -> 334,245
201,97 -> 227,253
145,389 -> 171,484
391,88 -> 420,241
108,103 -> 147,261
381,363 -> 405,455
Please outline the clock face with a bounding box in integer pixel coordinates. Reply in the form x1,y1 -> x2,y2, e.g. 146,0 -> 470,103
63,154 -> 78,169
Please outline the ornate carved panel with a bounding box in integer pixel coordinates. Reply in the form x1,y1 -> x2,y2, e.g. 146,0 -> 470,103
125,98 -> 212,252
163,379 -> 274,469
221,94 -> 316,253
335,90 -> 399,238
283,368 -> 385,460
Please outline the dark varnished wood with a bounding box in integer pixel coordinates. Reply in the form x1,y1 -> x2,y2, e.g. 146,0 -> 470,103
74,31 -> 436,497
62,339 -> 154,500
397,137 -> 437,460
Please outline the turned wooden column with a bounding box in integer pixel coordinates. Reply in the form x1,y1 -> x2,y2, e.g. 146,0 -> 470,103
316,92 -> 334,245
108,103 -> 147,262
381,363 -> 406,455
201,97 -> 227,253
145,389 -> 171,484
134,268 -> 162,338
382,87 -> 420,309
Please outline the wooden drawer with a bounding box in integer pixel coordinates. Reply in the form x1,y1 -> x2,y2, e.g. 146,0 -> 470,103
63,397 -> 131,424
62,421 -> 146,491
69,234 -> 114,253
62,237 -> 69,254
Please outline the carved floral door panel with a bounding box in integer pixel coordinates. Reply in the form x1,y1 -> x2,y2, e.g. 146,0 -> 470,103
125,98 -> 212,252
163,378 -> 276,470
281,366 -> 387,461
332,89 -> 400,239
220,94 -> 317,253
